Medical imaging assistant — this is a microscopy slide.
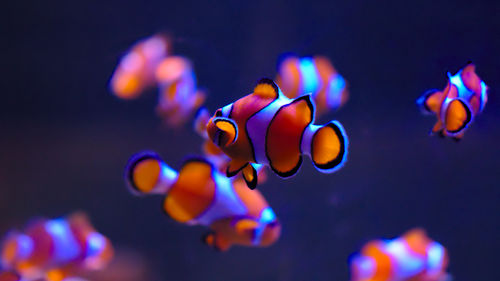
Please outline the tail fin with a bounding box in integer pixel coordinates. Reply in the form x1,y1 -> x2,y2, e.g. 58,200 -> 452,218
443,99 -> 472,136
83,232 -> 114,270
125,151 -> 178,195
304,121 -> 348,173
417,89 -> 445,115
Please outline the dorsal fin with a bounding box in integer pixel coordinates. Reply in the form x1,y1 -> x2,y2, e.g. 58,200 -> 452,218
253,78 -> 280,99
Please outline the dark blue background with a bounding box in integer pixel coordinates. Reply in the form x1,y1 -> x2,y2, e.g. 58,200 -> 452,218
1,0 -> 499,280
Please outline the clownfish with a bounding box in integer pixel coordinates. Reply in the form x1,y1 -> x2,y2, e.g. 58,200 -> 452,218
417,63 -> 488,140
275,55 -> 349,116
206,78 -> 348,189
125,152 -> 281,251
110,34 -> 170,99
155,56 -> 206,127
194,107 -> 232,170
194,108 -> 269,186
350,229 -> 449,281
1,213 -> 114,281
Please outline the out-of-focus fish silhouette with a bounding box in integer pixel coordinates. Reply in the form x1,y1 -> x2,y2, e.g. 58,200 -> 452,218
125,152 -> 281,251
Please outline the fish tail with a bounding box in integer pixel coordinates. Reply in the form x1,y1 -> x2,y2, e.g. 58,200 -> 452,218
259,220 -> 282,247
125,151 -> 178,195
417,89 -> 444,115
303,121 -> 348,173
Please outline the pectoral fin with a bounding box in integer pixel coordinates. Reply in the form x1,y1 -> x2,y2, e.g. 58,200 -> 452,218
242,164 -> 258,189
431,120 -> 443,134
213,117 -> 238,147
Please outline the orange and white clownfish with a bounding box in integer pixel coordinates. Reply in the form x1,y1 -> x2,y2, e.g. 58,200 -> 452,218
155,56 -> 206,127
350,229 -> 449,281
110,34 -> 170,99
275,55 -> 349,116
125,152 -> 281,251
206,78 -> 348,189
1,213 -> 114,281
416,63 -> 488,141
194,108 -> 269,186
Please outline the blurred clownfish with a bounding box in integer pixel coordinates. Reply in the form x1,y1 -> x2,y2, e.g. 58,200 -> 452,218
206,78 -> 348,189
417,63 -> 488,141
1,213 -> 114,281
155,56 -> 206,127
0,271 -> 21,281
110,34 -> 170,99
275,55 -> 349,116
125,152 -> 281,251
350,228 -> 449,281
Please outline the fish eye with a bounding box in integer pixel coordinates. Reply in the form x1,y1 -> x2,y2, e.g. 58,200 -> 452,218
215,109 -> 222,117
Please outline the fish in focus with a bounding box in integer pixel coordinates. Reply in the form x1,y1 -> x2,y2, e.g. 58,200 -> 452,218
417,63 -> 488,140
155,56 -> 206,127
194,107 -> 267,185
350,228 -> 449,281
125,152 -> 281,251
275,55 -> 349,116
194,107 -> 234,171
109,34 -> 170,99
206,78 -> 348,189
0,213 -> 114,281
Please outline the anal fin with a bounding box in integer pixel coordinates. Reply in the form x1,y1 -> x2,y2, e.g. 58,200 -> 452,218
452,131 -> 465,142
431,120 -> 443,134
